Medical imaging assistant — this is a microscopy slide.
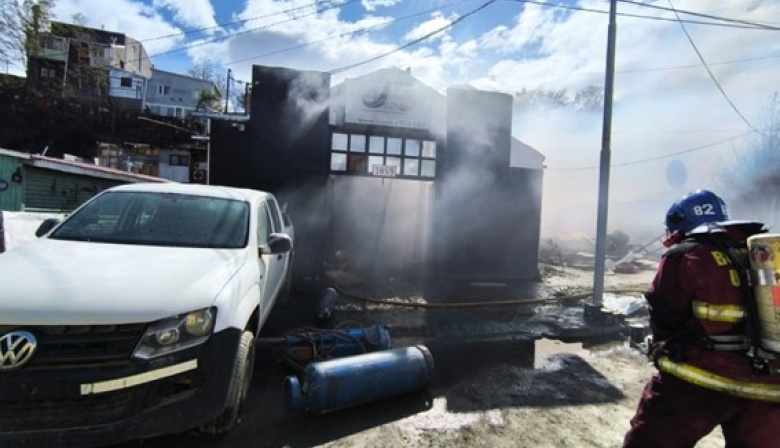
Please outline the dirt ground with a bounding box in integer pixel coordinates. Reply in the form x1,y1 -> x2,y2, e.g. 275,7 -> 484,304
291,261 -> 727,448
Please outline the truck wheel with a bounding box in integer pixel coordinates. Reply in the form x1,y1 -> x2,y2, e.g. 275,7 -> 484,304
199,331 -> 255,435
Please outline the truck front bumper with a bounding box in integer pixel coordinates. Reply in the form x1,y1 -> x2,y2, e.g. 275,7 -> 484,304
0,327 -> 241,448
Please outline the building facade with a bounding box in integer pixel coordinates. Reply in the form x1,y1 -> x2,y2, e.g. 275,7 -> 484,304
144,69 -> 219,119
210,65 -> 545,283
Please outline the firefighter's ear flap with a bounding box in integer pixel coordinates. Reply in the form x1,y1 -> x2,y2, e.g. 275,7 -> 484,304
666,211 -> 685,225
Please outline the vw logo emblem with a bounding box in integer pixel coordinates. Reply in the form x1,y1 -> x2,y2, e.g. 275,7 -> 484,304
0,331 -> 37,371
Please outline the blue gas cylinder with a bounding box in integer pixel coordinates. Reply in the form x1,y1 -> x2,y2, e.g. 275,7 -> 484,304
315,287 -> 339,321
283,324 -> 392,366
285,345 -> 435,414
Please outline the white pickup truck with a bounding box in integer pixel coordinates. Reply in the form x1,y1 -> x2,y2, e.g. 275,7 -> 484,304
0,182 -> 294,447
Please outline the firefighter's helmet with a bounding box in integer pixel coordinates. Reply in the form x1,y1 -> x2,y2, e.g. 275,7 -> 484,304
665,189 -> 731,234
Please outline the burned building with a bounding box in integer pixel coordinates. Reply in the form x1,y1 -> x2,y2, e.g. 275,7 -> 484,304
210,65 -> 544,284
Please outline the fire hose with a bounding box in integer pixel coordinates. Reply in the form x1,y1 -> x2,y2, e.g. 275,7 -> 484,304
332,285 -> 648,309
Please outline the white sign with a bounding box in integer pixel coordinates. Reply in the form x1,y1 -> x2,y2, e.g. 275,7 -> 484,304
372,165 -> 397,177
344,80 -> 432,130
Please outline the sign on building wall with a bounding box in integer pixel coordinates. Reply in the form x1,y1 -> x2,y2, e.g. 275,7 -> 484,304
344,80 -> 433,130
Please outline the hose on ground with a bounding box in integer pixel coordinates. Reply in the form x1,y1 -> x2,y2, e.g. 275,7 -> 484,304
333,285 -> 648,309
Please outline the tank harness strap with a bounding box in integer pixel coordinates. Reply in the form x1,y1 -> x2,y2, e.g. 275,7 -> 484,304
662,237 -> 752,353
656,355 -> 780,402
706,334 -> 750,351
704,236 -> 773,368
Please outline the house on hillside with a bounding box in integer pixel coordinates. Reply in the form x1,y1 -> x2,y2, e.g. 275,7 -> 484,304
28,22 -> 152,110
144,69 -> 220,119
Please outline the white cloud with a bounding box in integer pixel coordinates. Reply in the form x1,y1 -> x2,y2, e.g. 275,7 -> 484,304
151,0 -> 219,32
403,12 -> 455,42
52,0 -> 185,54
362,0 -> 402,12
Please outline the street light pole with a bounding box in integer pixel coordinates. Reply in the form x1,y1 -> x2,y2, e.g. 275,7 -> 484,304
592,0 -> 618,310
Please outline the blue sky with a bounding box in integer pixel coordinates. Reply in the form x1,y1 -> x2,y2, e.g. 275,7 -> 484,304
12,0 -> 780,237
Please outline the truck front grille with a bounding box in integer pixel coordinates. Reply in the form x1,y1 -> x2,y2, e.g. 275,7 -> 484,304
0,324 -> 147,368
0,390 -> 135,431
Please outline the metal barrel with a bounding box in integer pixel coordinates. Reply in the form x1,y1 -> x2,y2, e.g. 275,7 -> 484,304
747,233 -> 780,353
285,345 -> 435,414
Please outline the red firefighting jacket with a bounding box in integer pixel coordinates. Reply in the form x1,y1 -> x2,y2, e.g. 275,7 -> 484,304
647,222 -> 780,401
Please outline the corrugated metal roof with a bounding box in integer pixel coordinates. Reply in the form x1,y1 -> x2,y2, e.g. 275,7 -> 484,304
0,147 -> 171,184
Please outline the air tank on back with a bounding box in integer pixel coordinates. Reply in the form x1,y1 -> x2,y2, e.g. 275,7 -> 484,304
747,233 -> 780,353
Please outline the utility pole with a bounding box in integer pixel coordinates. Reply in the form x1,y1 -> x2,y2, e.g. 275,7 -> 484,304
244,82 -> 250,113
591,0 -> 618,311
224,68 -> 231,114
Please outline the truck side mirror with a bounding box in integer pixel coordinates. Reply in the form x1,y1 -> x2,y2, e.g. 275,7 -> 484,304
35,218 -> 61,237
259,233 -> 292,256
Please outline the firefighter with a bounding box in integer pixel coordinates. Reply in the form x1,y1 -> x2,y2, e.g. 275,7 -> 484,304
622,189 -> 780,448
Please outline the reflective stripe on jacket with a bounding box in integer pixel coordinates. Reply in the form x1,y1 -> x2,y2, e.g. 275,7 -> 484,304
691,300 -> 745,324
647,225 -> 780,398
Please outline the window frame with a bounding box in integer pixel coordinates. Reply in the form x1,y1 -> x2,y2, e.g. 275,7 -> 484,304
329,131 -> 436,179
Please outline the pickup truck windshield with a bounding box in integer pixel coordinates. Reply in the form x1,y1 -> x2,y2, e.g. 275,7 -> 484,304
50,191 -> 250,248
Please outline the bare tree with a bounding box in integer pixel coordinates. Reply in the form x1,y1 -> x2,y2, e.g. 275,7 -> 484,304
71,13 -> 87,26
0,0 -> 55,85
514,85 -> 603,112
719,93 -> 780,224
515,87 -> 569,110
573,85 -> 603,111
187,57 -> 225,111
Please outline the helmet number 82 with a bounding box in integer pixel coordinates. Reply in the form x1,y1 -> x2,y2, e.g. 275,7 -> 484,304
693,204 -> 716,216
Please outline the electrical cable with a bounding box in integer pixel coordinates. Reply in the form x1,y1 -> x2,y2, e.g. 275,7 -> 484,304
617,0 -> 780,31
328,0 -> 499,75
549,130 -> 756,171
222,0 -> 780,76
224,0 -> 479,66
503,0 -> 780,31
666,0 -> 760,134
141,0 -> 347,43
147,0 -> 361,61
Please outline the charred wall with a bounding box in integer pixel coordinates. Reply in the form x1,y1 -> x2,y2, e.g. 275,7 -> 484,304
434,87 -> 541,280
211,66 -> 332,279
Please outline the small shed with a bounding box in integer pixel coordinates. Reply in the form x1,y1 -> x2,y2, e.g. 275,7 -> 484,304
0,147 -> 170,213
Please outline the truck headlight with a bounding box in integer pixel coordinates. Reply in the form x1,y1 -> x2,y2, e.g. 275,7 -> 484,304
133,308 -> 216,360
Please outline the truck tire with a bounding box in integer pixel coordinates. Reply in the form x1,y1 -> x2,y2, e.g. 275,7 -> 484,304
199,330 -> 255,435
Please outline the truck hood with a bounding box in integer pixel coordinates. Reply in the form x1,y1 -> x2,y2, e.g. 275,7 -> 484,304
0,239 -> 248,325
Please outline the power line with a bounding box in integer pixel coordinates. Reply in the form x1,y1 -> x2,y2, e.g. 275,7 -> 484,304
225,0 -> 480,66
617,0 -> 780,31
614,54 -> 780,73
218,0 -> 780,75
28,1 -> 361,66
141,0 -> 345,43
328,0 -> 498,75
550,131 -> 755,171
666,0 -> 759,133
147,0 -> 361,61
503,0 -> 780,31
